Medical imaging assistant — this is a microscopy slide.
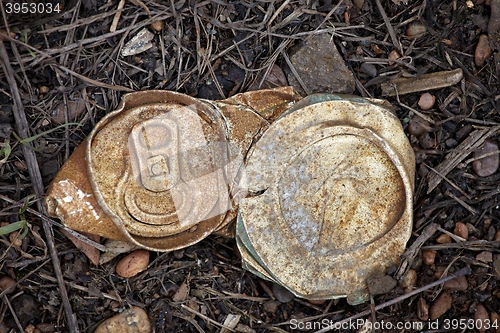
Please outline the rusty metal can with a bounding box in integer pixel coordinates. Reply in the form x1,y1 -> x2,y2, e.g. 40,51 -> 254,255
45,88 -> 298,251
45,89 -> 415,303
236,94 -> 415,304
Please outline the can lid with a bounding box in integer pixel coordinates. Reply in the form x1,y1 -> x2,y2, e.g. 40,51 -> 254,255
87,91 -> 238,250
236,94 -> 415,303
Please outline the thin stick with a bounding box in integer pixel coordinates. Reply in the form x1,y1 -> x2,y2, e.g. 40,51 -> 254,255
181,304 -> 236,332
315,266 -> 471,333
110,0 -> 126,32
0,41 -> 80,333
374,0 -> 403,55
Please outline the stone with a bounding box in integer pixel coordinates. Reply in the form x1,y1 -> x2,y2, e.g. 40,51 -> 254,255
475,304 -> 489,333
476,251 -> 493,263
0,275 -> 16,294
406,22 -> 427,37
443,275 -> 468,291
366,274 -> 397,296
359,63 -> 377,77
149,20 -> 164,32
263,300 -> 280,314
387,50 -> 400,65
10,295 -> 41,328
94,306 -> 151,333
436,234 -> 451,244
422,250 -> 436,265
286,34 -> 355,95
418,92 -> 436,110
472,139 -> 499,177
454,222 -> 468,239
353,0 -> 364,9
490,312 -> 500,333
430,292 -> 452,320
408,116 -> 432,137
116,250 -> 150,278
417,298 -> 429,321
400,269 -> 417,293
475,35 -> 493,66
272,283 -> 294,303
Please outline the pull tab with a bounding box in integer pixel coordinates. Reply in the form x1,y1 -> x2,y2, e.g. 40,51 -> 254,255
128,117 -> 180,192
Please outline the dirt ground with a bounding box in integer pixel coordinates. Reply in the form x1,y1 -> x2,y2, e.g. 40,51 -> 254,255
1,0 -> 500,332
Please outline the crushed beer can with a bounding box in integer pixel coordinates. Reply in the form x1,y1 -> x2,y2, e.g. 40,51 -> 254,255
45,88 -> 299,251
45,89 -> 415,304
236,94 -> 415,304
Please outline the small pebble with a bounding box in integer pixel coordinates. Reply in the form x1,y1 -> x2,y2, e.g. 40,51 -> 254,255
366,274 -> 397,296
11,294 -> 41,328
25,324 -> 36,333
445,138 -> 458,148
408,116 -> 432,137
372,45 -> 384,55
51,100 -> 86,124
418,92 -> 436,110
419,132 -> 435,149
436,234 -> 452,244
406,22 -> 427,37
0,275 -> 16,294
172,281 -> 189,302
0,29 -> 16,41
417,298 -> 429,321
149,20 -> 164,32
94,306 -> 151,333
116,250 -> 150,278
430,291 -> 453,320
475,304 -> 489,333
272,283 -> 294,303
490,312 -> 500,333
472,139 -> 499,177
360,63 -> 377,77
475,35 -> 493,66
476,251 -> 493,263
39,86 -> 50,94
454,222 -> 468,239
9,231 -> 22,247
443,275 -> 468,291
263,300 -> 280,314
186,298 -> 199,313
36,323 -> 56,333
387,50 -> 400,65
400,269 -> 417,293
353,0 -> 364,9
434,266 -> 447,280
422,250 -> 436,265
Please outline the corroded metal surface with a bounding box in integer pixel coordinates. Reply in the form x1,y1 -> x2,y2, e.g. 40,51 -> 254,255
236,94 -> 415,304
45,89 -> 415,303
45,88 -> 299,251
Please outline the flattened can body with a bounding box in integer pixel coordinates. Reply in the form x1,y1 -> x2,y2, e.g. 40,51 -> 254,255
236,94 -> 415,304
45,89 -> 415,303
45,88 -> 298,251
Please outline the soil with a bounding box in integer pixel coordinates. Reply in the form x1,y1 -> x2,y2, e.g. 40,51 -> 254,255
1,0 -> 500,332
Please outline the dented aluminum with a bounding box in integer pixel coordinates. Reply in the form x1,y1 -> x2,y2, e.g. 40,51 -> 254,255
45,89 -> 415,304
45,88 -> 298,251
236,94 -> 415,305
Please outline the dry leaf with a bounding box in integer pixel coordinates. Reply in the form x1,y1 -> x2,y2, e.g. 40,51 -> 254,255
62,229 -> 100,265
172,281 -> 190,302
121,28 -> 155,57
